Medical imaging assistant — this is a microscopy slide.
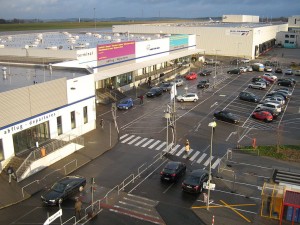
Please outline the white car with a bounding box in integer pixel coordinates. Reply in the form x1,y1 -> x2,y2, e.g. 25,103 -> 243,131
264,66 -> 273,72
239,67 -> 247,73
241,58 -> 250,63
246,66 -> 253,72
176,93 -> 199,102
263,73 -> 277,80
256,102 -> 282,113
248,82 -> 266,90
264,96 -> 285,105
295,70 -> 300,76
174,78 -> 184,87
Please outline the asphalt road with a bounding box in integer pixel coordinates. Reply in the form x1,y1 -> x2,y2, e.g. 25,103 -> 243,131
1,55 -> 299,225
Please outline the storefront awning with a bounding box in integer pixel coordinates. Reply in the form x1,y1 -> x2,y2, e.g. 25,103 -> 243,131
94,48 -> 204,81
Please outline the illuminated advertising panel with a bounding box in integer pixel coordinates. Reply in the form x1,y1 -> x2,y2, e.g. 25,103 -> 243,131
169,35 -> 189,51
97,41 -> 135,65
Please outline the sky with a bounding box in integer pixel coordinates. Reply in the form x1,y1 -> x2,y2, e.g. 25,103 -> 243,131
0,0 -> 299,20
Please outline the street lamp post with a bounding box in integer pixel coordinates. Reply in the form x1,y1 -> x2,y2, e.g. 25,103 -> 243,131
207,121 -> 217,210
164,109 -> 171,157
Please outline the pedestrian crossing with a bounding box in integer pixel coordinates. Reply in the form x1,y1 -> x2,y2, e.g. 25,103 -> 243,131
120,134 -> 221,170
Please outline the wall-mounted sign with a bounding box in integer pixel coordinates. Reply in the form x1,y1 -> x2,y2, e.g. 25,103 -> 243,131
226,29 -> 250,36
169,35 -> 189,50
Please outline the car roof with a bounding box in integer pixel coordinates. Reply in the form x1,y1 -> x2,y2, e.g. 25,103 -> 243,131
165,161 -> 182,169
190,169 -> 208,177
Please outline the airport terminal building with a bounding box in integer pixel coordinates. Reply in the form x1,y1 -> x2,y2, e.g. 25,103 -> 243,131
0,31 -> 200,176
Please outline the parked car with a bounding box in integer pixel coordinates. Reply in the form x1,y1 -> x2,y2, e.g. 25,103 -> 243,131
185,72 -> 197,80
176,93 -> 199,102
254,108 -> 279,119
239,91 -> 260,103
197,80 -> 210,88
263,96 -> 285,105
174,78 -> 184,87
252,111 -> 273,122
239,67 -> 247,73
227,68 -> 241,74
266,92 -> 288,101
160,82 -> 173,92
146,87 -> 163,97
256,102 -> 282,113
285,69 -> 293,75
198,70 -> 212,76
271,89 -> 292,98
213,110 -> 240,124
241,58 -> 250,63
246,66 -> 253,72
204,59 -> 220,65
117,98 -> 134,110
248,82 -> 266,90
41,176 -> 86,205
252,77 -> 270,86
160,161 -> 186,182
182,169 -> 209,193
277,79 -> 294,87
263,73 -> 277,83
295,70 -> 300,76
275,68 -> 283,74
264,66 -> 273,72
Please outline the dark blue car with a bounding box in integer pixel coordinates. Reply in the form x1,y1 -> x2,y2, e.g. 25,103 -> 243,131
117,98 -> 134,110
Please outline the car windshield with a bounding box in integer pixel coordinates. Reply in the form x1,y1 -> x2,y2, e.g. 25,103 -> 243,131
52,182 -> 67,193
120,100 -> 129,104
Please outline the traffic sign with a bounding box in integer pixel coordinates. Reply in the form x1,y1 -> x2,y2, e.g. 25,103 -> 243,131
43,209 -> 62,225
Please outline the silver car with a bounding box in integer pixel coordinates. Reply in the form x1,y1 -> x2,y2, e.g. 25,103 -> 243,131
174,79 -> 184,87
256,102 -> 282,113
176,93 -> 199,102
264,96 -> 285,105
248,82 -> 266,90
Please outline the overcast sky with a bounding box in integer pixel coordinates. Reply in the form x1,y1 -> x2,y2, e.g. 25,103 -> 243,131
1,0 -> 299,20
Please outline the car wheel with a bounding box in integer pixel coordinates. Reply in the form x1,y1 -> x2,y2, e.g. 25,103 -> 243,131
264,118 -> 269,122
193,99 -> 197,102
125,107 -> 128,110
259,87 -> 262,90
252,115 -> 255,118
180,99 -> 184,102
79,185 -> 84,192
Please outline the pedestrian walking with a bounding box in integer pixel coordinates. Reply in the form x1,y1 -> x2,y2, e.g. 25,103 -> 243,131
75,197 -> 82,220
185,139 -> 190,158
100,119 -> 104,129
7,165 -> 16,183
139,95 -> 144,104
147,77 -> 151,87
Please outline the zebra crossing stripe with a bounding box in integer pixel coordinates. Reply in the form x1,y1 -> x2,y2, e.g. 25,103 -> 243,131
169,144 -> 180,155
156,142 -> 166,150
128,136 -> 141,145
135,138 -> 148,146
196,153 -> 207,164
142,139 -> 154,148
204,156 -> 214,167
149,140 -> 161,149
183,149 -> 193,159
189,151 -> 200,161
121,135 -> 135,143
163,143 -> 173,152
176,147 -> 186,156
120,134 -> 129,140
212,158 -> 221,169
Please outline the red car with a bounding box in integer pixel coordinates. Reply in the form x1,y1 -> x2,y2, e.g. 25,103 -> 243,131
185,72 -> 197,80
252,111 -> 273,122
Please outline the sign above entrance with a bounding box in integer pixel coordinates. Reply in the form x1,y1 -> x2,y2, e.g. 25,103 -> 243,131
0,112 -> 56,136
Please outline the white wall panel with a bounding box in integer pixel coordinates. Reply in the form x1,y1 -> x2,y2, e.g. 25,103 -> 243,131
135,38 -> 169,62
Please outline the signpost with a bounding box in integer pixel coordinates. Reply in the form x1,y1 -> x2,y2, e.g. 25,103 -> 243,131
43,209 -> 62,225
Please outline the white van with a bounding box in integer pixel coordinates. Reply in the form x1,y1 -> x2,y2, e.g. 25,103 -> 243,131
295,70 -> 300,76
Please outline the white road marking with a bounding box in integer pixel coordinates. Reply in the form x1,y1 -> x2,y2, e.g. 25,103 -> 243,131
156,142 -> 166,150
141,139 -> 155,147
211,158 -> 221,169
169,144 -> 180,154
135,138 -> 148,146
189,151 -> 200,161
121,135 -> 135,143
183,149 -> 193,159
128,136 -> 141,145
148,140 -> 161,149
197,153 -> 207,164
176,147 -> 186,156
120,134 -> 129,140
204,156 -> 214,166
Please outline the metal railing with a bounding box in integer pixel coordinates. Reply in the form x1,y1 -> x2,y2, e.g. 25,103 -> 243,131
21,180 -> 39,198
16,134 -> 83,181
217,148 -> 233,174
64,159 -> 78,175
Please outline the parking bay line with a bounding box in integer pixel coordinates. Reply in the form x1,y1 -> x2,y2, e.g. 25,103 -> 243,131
192,203 -> 256,209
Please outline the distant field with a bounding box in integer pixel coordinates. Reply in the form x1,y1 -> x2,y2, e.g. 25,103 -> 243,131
0,20 -> 186,32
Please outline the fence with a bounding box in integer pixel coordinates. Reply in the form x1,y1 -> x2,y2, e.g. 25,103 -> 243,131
217,148 -> 233,174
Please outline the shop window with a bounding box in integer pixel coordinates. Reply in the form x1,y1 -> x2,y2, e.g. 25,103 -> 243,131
71,111 -> 76,129
0,139 -> 4,161
57,116 -> 63,135
83,106 -> 88,124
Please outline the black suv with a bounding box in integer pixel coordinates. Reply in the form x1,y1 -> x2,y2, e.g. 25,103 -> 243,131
239,91 -> 260,103
146,87 -> 163,97
277,79 -> 294,87
227,68 -> 241,74
197,80 -> 210,88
